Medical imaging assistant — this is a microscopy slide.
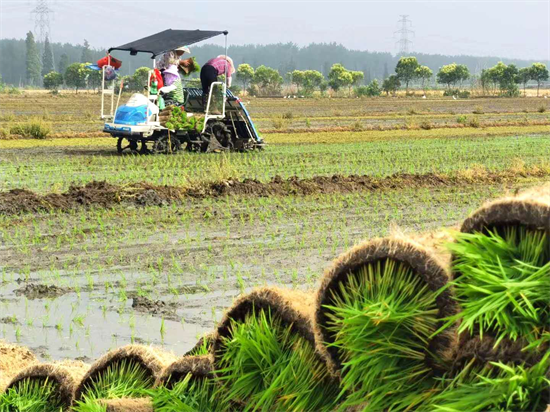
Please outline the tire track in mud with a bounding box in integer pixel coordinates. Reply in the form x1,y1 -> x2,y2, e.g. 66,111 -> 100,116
1,166 -> 548,215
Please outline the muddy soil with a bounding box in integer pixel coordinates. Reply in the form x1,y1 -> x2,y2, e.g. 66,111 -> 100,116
14,283 -> 68,300
1,169 -> 547,215
131,295 -> 178,320
0,181 -> 181,214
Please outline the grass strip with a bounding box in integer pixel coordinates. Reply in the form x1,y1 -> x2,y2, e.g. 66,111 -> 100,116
323,259 -> 441,411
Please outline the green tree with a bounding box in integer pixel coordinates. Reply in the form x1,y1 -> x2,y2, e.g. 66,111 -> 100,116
395,57 -> 420,93
350,71 -> 364,87
58,54 -> 69,77
319,80 -> 329,95
357,79 -> 381,97
480,66 -> 502,95
88,70 -> 102,92
128,66 -> 150,91
455,64 -> 470,87
43,71 -> 63,91
64,62 -> 89,93
479,69 -> 491,94
236,63 -> 254,93
290,70 -> 304,92
252,65 -> 283,96
302,70 -> 324,95
415,65 -> 433,92
500,63 -> 519,96
517,67 -> 531,96
484,62 -> 518,96
530,63 -> 549,97
436,64 -> 455,89
328,63 -> 353,93
349,70 -> 364,95
436,63 -> 470,90
25,31 -> 41,86
81,39 -> 93,63
486,62 -> 506,94
382,75 -> 400,96
41,36 -> 54,77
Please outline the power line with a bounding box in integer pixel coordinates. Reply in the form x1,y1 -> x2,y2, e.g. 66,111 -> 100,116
31,0 -> 53,44
394,15 -> 414,56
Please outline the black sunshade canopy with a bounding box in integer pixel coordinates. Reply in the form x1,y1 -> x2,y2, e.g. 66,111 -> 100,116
109,29 -> 228,57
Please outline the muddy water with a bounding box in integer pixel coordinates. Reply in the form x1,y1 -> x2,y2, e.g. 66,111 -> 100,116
0,279 -> 245,361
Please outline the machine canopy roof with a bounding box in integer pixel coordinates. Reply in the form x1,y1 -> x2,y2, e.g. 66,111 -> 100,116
108,29 -> 227,57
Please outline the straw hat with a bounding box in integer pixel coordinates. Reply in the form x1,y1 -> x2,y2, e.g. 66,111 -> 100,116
175,46 -> 191,56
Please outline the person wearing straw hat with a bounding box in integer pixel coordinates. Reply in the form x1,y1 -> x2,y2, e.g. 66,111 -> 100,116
200,55 -> 235,106
157,46 -> 191,71
158,48 -> 199,106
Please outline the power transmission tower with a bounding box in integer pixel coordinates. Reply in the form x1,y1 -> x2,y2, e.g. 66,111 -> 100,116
394,15 -> 414,56
31,0 -> 53,44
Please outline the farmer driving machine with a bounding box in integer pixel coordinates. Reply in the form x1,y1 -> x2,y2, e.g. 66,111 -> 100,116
100,29 -> 264,154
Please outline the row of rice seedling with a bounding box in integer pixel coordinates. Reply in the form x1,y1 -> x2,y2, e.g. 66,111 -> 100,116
1,185 -> 548,411
2,131 -> 550,193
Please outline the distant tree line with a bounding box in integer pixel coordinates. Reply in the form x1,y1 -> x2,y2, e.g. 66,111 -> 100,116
2,33 -> 548,98
1,36 -> 548,87
230,57 -> 547,97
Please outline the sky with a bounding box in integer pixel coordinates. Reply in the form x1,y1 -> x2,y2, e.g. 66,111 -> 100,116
0,0 -> 549,60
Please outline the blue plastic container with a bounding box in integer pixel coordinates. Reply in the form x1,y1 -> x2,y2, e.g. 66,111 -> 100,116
114,105 -> 148,125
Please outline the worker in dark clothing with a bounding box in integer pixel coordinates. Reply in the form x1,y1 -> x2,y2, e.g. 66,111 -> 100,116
200,55 -> 235,107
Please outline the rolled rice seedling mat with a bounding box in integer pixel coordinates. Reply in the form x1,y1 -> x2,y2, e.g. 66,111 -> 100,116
416,349 -> 550,412
315,237 -> 456,411
0,362 -> 85,411
100,397 -> 154,412
446,186 -> 550,346
392,228 -> 457,268
184,334 -> 213,357
0,340 -> 38,392
211,287 -> 340,412
155,355 -> 213,388
443,334 -> 549,374
153,356 -> 215,412
72,345 -> 177,410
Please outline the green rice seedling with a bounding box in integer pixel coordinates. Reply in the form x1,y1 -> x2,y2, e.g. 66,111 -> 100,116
69,398 -> 106,412
418,351 -> 550,412
186,336 -> 211,356
323,259 -> 440,411
72,359 -> 153,412
0,377 -> 63,412
444,227 -> 550,345
216,308 -> 339,412
152,373 -> 215,412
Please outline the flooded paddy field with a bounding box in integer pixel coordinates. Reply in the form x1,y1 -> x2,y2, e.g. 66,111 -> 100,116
1,93 -> 550,361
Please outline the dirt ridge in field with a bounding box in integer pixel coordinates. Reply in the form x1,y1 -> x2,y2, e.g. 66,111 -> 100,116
0,165 -> 548,215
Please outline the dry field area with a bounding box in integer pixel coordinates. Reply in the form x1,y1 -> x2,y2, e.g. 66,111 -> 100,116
0,92 -> 549,364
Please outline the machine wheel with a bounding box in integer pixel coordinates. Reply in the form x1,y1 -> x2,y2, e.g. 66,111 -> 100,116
139,139 -> 150,154
117,137 -> 139,154
202,122 -> 233,152
153,134 -> 181,154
